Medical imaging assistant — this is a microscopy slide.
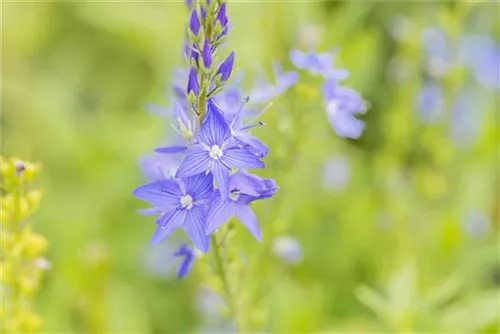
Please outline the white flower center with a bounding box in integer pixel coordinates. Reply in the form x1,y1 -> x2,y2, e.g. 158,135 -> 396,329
229,191 -> 240,202
180,195 -> 193,210
326,100 -> 338,116
209,145 -> 223,160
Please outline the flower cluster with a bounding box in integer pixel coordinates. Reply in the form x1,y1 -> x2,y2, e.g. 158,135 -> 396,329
134,0 -> 286,277
290,48 -> 367,139
1,157 -> 49,333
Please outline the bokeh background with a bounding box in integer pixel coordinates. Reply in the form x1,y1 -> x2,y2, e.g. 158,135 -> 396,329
2,1 -> 499,333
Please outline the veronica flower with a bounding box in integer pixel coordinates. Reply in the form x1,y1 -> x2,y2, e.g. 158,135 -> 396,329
322,77 -> 366,139
449,88 -> 483,148
175,100 -> 265,199
416,80 -> 443,123
421,26 -> 454,78
322,155 -> 351,190
248,62 -> 298,104
290,48 -> 349,79
133,172 -> 213,252
174,243 -> 196,278
459,35 -> 500,89
272,235 -> 303,264
206,171 -> 278,241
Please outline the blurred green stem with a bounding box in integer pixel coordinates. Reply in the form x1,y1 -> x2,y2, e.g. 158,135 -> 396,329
211,233 -> 247,333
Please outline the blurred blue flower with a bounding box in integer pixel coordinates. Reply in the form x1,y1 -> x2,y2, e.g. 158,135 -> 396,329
416,80 -> 444,123
322,78 -> 366,139
133,173 -> 214,252
248,62 -> 298,104
290,48 -> 349,79
174,243 -> 196,278
421,26 -> 454,78
460,35 -> 500,89
462,210 -> 490,238
206,171 -> 278,241
272,235 -> 302,264
322,156 -> 351,191
175,101 -> 265,200
449,88 -> 483,148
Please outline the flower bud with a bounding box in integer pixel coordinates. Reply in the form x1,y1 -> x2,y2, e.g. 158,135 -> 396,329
216,51 -> 235,83
187,66 -> 200,96
189,9 -> 201,36
201,38 -> 212,69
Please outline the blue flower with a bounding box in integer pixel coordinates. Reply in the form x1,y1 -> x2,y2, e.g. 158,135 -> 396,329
133,172 -> 214,252
421,26 -> 453,78
416,80 -> 443,123
322,78 -> 366,139
174,243 -> 196,278
175,100 -> 265,199
248,62 -> 298,104
216,51 -> 235,83
205,171 -> 278,241
290,48 -> 349,79
460,35 -> 500,89
272,235 -> 302,264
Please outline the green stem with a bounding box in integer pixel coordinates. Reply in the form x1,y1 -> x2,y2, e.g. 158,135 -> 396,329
211,233 -> 247,332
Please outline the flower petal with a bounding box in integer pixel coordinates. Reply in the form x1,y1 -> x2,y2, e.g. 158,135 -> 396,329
198,101 -> 231,146
176,144 -> 212,178
155,145 -> 187,154
133,179 -> 182,211
221,146 -> 265,169
206,192 -> 233,235
212,161 -> 231,200
183,206 -> 210,252
235,132 -> 269,158
137,207 -> 163,216
151,210 -> 187,246
183,172 -> 214,201
234,205 -> 262,242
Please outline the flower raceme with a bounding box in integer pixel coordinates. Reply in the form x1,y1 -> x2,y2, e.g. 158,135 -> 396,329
134,1 -> 283,260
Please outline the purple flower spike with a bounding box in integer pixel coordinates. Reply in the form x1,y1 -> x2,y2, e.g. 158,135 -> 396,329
189,9 -> 201,35
187,66 -> 200,96
206,171 -> 278,241
322,78 -> 366,139
175,100 -> 265,200
202,38 -> 212,68
217,52 -> 235,82
133,173 -> 213,252
174,244 -> 195,278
